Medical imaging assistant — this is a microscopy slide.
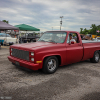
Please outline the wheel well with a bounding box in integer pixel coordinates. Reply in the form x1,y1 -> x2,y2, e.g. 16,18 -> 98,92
43,55 -> 61,66
93,50 -> 100,58
55,55 -> 61,65
99,50 -> 100,57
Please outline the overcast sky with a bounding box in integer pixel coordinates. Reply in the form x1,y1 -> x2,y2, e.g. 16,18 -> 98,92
0,0 -> 100,32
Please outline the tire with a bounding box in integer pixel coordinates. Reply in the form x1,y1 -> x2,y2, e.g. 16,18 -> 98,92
90,51 -> 100,63
30,39 -> 34,42
42,56 -> 58,74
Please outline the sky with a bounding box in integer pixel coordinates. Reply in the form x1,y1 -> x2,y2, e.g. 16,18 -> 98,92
0,0 -> 100,32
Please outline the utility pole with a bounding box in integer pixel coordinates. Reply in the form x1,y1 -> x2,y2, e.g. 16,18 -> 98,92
52,27 -> 53,30
60,16 -> 63,30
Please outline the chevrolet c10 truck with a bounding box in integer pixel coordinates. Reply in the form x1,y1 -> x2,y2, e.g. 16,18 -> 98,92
8,31 -> 100,74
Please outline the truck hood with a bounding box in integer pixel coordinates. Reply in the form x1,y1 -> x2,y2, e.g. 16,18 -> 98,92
11,42 -> 64,50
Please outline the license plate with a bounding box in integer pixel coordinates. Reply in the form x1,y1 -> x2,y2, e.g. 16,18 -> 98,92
15,61 -> 20,66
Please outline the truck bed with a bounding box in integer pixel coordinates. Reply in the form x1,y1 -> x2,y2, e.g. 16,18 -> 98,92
81,40 -> 100,61
82,40 -> 100,43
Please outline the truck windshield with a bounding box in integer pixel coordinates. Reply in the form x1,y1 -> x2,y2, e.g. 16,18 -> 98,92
38,32 -> 67,43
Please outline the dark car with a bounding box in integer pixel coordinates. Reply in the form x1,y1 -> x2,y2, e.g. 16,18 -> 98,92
19,33 -> 40,43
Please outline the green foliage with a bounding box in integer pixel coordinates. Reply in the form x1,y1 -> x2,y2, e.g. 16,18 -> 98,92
80,28 -> 83,34
80,24 -> 100,35
2,20 -> 9,24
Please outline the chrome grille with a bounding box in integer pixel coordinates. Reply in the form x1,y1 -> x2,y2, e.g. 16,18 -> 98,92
12,48 -> 29,61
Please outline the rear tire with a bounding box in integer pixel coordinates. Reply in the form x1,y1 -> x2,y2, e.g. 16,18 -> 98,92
42,56 -> 58,74
90,51 -> 100,63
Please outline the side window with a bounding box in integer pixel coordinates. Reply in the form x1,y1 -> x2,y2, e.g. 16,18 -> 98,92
67,33 -> 79,43
73,33 -> 79,43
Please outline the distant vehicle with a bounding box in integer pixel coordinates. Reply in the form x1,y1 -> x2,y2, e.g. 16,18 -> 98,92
92,38 -> 97,41
19,33 -> 40,43
93,37 -> 100,42
0,33 -> 18,45
96,37 -> 100,41
80,34 -> 92,40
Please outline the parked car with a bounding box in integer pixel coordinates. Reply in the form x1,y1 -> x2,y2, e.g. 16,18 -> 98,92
93,37 -> 100,42
96,37 -> 100,41
8,31 -> 100,74
0,33 -> 18,45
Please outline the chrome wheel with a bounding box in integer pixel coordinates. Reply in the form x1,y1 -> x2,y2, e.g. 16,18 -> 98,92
47,59 -> 56,72
42,56 -> 58,74
90,51 -> 100,63
95,53 -> 99,62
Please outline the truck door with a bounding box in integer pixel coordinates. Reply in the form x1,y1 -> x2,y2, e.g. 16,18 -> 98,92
66,32 -> 83,64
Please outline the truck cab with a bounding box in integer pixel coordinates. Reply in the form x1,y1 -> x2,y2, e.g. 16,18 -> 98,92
65,31 -> 83,64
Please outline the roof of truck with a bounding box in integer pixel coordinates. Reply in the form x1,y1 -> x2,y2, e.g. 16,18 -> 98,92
46,31 -> 79,33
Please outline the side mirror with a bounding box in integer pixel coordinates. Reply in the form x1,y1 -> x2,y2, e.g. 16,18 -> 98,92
71,41 -> 74,44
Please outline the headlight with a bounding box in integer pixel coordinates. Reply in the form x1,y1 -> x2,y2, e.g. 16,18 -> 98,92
31,52 -> 34,56
31,58 -> 34,62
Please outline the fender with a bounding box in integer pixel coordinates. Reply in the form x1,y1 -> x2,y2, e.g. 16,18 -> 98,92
38,54 -> 62,69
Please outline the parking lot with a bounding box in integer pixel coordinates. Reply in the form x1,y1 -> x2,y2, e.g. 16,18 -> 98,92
0,46 -> 100,100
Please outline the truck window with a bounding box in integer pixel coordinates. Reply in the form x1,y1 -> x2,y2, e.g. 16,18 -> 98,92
67,33 -> 79,43
28,34 -> 33,37
38,32 -> 67,43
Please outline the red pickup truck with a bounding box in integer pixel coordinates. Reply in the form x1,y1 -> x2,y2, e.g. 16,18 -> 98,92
8,31 -> 100,74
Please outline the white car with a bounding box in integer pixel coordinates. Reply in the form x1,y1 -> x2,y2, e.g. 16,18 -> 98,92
0,33 -> 18,45
96,37 -> 100,41
93,37 -> 100,42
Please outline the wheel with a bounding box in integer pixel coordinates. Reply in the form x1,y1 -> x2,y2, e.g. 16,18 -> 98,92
42,56 -> 58,74
90,51 -> 100,63
30,39 -> 34,42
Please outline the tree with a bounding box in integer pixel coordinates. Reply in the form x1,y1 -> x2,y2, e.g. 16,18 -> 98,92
90,24 -> 97,35
80,24 -> 100,35
97,25 -> 100,29
80,28 -> 83,34
2,20 -> 9,24
80,28 -> 89,35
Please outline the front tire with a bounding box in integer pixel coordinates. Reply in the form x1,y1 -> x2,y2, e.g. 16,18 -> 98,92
42,56 -> 58,74
90,51 -> 100,63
